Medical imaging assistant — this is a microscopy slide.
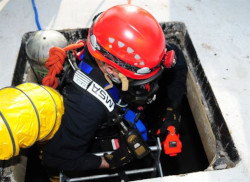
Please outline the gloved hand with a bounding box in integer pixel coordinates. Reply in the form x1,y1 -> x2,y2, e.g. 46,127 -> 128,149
104,138 -> 134,169
158,107 -> 181,142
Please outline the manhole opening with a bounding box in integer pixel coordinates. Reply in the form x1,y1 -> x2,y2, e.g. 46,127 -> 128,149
5,22 -> 239,181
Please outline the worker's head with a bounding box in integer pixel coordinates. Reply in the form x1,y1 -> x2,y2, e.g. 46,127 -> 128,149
87,4 -> 175,108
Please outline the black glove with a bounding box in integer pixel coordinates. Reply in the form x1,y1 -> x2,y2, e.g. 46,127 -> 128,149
104,138 -> 134,169
158,107 -> 181,141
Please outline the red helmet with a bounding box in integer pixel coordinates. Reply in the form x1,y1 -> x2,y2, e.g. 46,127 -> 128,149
87,4 -> 172,80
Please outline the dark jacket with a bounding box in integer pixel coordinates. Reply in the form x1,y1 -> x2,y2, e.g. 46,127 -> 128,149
164,43 -> 188,109
145,43 -> 188,129
42,47 -> 112,171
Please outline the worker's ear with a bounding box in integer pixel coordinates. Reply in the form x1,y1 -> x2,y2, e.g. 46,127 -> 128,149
104,64 -> 115,75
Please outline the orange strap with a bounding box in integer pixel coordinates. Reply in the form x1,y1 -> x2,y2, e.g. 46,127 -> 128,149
42,41 -> 85,88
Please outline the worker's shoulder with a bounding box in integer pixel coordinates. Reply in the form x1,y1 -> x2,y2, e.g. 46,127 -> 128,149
64,83 -> 102,104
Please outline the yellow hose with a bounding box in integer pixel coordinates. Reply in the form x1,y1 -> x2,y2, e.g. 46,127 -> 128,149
0,83 -> 64,160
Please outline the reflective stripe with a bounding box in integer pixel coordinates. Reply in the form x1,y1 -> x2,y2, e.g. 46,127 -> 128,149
73,70 -> 92,89
73,70 -> 115,112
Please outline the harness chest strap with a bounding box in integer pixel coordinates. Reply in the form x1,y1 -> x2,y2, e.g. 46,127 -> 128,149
72,69 -> 115,112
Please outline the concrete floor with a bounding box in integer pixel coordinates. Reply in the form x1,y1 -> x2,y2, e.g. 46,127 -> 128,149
0,0 -> 250,181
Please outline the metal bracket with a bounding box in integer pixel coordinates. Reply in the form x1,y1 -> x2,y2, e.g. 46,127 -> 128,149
60,137 -> 163,182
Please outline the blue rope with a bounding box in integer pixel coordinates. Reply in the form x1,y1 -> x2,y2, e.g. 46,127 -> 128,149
31,0 -> 42,30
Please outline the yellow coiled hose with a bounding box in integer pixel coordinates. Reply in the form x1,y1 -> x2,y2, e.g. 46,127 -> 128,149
0,83 -> 64,160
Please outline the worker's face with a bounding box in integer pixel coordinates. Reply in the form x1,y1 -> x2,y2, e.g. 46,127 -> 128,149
101,62 -> 121,84
103,64 -> 120,80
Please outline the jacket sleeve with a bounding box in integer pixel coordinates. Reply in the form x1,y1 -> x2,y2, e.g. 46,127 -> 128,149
42,84 -> 108,171
163,43 -> 188,110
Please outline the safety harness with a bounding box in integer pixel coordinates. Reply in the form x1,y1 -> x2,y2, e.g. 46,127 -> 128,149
72,69 -> 115,112
73,62 -> 150,159
42,42 -> 150,159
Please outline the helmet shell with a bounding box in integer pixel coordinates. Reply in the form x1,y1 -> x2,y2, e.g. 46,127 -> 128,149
87,4 -> 166,79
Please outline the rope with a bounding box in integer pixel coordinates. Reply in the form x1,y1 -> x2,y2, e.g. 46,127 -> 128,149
42,41 -> 85,88
31,0 -> 42,30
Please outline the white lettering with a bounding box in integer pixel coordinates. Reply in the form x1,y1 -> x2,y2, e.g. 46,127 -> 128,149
73,70 -> 115,112
87,82 -> 114,112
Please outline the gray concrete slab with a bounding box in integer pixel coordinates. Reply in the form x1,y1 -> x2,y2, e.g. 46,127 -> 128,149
0,0 -> 250,181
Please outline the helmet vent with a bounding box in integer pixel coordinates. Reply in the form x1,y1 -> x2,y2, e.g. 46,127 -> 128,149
136,67 -> 151,74
108,37 -> 115,43
118,41 -> 125,48
135,54 -> 140,60
127,47 -> 134,53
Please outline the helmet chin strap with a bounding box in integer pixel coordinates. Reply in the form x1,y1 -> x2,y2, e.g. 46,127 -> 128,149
104,73 -> 114,90
104,71 -> 129,91
101,61 -> 129,91
118,72 -> 129,91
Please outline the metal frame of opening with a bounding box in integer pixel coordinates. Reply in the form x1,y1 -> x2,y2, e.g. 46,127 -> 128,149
60,138 -> 163,182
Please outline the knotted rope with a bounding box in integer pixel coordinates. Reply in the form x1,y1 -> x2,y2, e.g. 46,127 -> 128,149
42,41 -> 85,88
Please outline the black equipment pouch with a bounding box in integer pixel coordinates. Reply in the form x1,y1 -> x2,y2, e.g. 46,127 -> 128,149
125,128 -> 150,159
112,111 -> 150,159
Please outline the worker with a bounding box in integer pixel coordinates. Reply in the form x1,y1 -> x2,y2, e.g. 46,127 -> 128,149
42,4 -> 187,177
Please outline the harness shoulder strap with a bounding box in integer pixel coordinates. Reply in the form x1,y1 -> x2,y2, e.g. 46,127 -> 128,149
72,69 -> 115,112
